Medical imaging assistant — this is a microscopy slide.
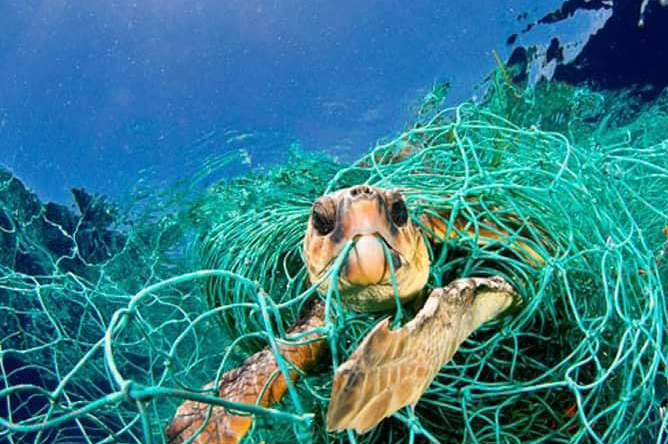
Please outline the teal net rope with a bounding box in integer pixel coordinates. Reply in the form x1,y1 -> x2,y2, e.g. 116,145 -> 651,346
1,79 -> 667,444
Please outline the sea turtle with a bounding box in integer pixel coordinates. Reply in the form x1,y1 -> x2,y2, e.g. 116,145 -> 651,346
166,184 -> 542,444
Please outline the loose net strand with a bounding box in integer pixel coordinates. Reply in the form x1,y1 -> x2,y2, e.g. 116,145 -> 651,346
1,79 -> 667,444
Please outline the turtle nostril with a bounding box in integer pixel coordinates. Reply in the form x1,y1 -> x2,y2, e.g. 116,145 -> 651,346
350,185 -> 374,198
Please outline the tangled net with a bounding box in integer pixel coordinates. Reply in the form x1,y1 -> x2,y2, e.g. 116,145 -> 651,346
1,77 -> 667,444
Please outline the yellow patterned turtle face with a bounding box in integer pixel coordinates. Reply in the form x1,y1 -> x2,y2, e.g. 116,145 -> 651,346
304,185 -> 429,312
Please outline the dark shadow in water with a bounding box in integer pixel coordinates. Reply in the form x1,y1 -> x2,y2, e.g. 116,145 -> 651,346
510,0 -> 668,101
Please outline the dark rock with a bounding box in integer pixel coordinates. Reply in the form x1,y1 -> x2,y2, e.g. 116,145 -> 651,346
538,0 -> 611,25
507,0 -> 668,101
507,46 -> 529,83
553,0 -> 668,100
0,167 -> 127,276
545,38 -> 564,64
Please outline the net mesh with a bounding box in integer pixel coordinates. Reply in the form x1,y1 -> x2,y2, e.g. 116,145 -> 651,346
1,74 -> 667,444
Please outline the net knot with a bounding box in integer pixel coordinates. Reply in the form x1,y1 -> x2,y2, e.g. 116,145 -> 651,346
120,380 -> 134,403
460,387 -> 473,402
585,329 -> 598,340
293,413 -> 315,444
406,412 -> 421,431
565,377 -> 579,392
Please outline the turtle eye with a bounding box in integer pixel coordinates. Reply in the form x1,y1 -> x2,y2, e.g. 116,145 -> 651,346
312,203 -> 335,236
390,199 -> 408,227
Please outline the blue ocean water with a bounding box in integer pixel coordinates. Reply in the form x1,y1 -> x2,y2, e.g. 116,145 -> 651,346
1,1 -> 667,444
0,0 -> 602,203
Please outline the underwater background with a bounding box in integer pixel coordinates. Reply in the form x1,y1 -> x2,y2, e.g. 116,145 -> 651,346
1,1 -> 668,444
0,0 -> 619,204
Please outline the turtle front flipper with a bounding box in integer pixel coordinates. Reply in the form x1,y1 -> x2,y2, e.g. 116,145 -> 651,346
326,276 -> 518,434
166,298 -> 327,444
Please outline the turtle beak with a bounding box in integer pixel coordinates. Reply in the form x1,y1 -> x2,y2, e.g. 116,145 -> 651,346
333,186 -> 405,286
343,235 -> 402,286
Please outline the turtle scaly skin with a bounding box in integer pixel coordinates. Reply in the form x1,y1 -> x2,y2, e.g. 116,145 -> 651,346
166,299 -> 327,444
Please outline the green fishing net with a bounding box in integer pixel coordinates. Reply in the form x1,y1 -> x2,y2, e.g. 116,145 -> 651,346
1,76 -> 667,444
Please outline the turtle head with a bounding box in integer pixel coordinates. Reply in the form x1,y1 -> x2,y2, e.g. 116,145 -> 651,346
304,185 -> 429,312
